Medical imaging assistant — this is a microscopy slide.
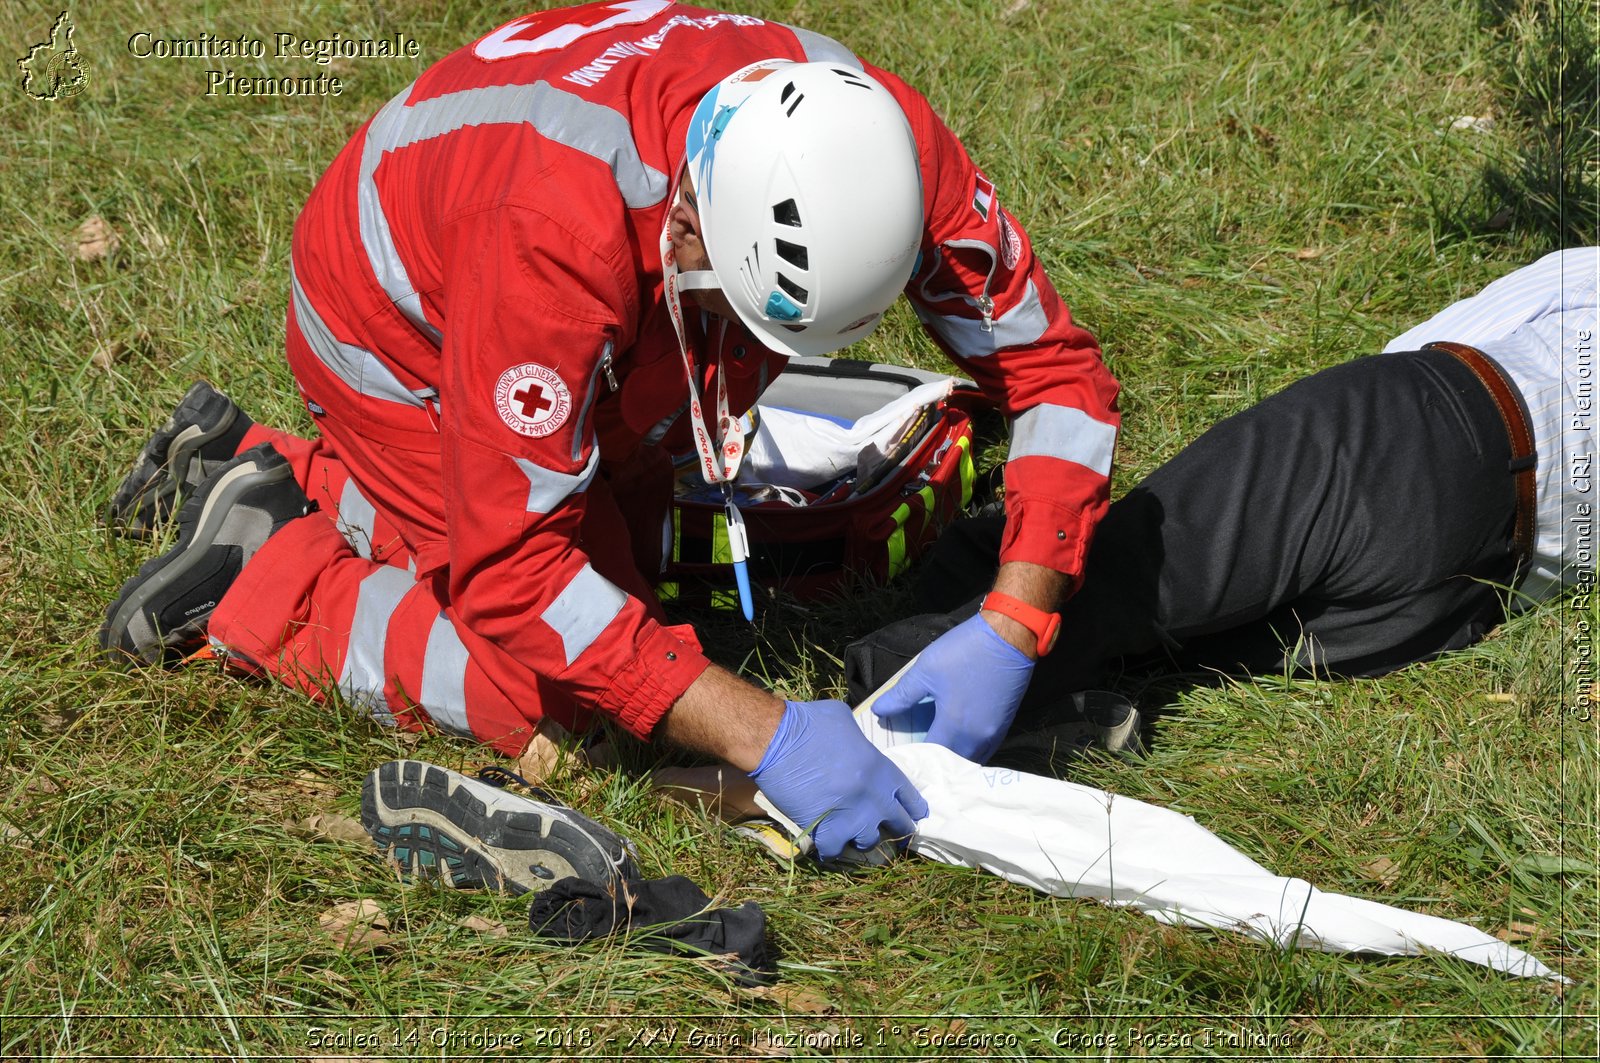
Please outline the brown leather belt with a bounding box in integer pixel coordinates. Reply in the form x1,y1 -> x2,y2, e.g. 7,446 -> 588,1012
1424,340 -> 1537,566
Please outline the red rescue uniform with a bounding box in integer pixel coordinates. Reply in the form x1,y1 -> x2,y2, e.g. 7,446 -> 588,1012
210,1 -> 1121,756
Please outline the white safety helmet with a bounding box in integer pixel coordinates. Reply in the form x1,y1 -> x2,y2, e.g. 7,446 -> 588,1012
681,60 -> 924,358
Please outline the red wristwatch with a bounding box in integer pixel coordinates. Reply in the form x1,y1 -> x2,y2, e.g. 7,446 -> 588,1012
981,592 -> 1061,657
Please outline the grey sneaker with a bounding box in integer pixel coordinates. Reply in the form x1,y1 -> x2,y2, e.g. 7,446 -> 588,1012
107,380 -> 255,536
361,760 -> 639,895
98,443 -> 310,664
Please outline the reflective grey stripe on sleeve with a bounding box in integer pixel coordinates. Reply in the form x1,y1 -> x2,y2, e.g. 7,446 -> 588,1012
783,24 -> 862,67
419,614 -> 474,738
913,279 -> 1050,358
291,264 -> 432,408
1008,403 -> 1117,477
360,80 -> 669,342
358,85 -> 439,345
339,566 -> 417,725
336,478 -> 379,560
542,563 -> 628,667
514,446 -> 599,514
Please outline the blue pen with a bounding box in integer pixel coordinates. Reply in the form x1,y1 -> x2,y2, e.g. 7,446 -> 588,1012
721,486 -> 755,622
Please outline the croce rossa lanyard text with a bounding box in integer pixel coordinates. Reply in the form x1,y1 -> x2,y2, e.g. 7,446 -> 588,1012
660,205 -> 756,621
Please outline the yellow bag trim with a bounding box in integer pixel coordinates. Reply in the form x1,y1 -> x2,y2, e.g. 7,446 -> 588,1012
711,514 -> 732,565
887,501 -> 912,579
957,433 -> 975,508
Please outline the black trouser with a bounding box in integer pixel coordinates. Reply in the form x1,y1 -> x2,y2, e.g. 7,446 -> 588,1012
848,349 -> 1521,724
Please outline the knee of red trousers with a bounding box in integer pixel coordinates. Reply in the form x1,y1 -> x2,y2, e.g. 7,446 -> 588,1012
208,513 -> 595,756
240,424 -> 413,566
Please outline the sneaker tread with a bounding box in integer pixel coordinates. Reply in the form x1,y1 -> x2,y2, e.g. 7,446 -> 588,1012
361,760 -> 635,895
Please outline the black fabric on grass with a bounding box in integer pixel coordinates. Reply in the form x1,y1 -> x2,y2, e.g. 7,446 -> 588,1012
850,349 -> 1521,730
528,875 -> 775,986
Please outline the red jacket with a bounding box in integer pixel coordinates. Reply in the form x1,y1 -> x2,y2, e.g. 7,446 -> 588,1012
289,1 -> 1120,743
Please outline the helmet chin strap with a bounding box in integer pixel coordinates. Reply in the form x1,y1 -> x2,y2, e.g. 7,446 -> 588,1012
675,269 -> 720,292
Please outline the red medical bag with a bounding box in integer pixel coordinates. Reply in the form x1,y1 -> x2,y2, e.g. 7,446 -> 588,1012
660,357 -> 989,608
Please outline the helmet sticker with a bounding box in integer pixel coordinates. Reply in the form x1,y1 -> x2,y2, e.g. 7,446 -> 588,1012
686,90 -> 738,206
494,362 -> 572,438
840,312 -> 882,334
686,61 -> 790,205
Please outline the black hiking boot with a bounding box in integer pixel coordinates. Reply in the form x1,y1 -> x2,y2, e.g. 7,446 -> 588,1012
99,443 -> 310,664
107,380 -> 255,536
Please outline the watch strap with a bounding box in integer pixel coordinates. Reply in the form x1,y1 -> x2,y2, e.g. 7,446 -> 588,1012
981,591 -> 1061,657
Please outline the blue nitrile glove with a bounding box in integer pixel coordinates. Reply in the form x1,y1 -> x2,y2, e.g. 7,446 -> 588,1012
750,699 -> 929,862
870,612 -> 1034,763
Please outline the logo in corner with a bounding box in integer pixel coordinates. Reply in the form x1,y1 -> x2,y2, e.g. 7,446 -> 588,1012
18,11 -> 86,101
495,363 -> 572,438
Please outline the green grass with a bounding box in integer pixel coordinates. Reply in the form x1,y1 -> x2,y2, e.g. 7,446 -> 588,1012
2,0 -> 1596,1058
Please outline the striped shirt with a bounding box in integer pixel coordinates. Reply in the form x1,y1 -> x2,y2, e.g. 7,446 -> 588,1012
1384,248 -> 1600,604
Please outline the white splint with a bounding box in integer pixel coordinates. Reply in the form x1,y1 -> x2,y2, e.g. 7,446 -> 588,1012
752,658 -> 1565,982
888,742 -> 1561,981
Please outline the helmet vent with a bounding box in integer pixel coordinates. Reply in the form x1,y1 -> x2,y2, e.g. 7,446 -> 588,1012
775,239 -> 808,269
832,68 -> 872,89
782,87 -> 806,116
772,199 -> 801,227
777,274 -> 809,303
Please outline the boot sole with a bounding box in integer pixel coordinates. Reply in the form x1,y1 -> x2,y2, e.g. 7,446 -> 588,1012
360,760 -> 636,895
99,455 -> 292,663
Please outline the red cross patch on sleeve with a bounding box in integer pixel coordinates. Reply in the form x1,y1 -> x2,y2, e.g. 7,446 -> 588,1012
494,362 -> 573,438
